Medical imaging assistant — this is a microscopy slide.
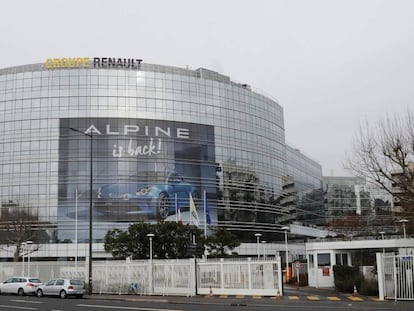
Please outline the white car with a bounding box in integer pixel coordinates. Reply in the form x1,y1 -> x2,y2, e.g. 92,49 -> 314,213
0,277 -> 42,296
36,278 -> 85,299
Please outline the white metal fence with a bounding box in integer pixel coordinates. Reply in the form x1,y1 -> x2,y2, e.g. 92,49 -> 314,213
0,257 -> 282,297
198,257 -> 282,296
0,261 -> 84,284
377,253 -> 414,301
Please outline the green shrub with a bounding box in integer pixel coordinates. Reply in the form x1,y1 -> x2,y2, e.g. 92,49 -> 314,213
360,279 -> 378,296
333,265 -> 364,293
287,273 -> 308,286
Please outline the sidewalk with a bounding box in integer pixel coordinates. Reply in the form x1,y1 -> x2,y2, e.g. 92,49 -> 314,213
283,285 -> 340,296
86,293 -> 263,306
85,286 -> 382,305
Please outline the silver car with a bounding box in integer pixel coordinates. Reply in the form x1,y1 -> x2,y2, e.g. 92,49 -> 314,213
36,278 -> 85,299
0,277 -> 42,296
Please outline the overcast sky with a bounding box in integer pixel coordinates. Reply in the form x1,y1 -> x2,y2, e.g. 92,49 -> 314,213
1,0 -> 413,176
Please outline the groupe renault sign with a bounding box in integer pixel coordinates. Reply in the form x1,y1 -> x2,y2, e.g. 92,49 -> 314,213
45,57 -> 143,69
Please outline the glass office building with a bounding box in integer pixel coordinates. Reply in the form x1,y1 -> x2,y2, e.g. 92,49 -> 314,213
0,59 -> 317,243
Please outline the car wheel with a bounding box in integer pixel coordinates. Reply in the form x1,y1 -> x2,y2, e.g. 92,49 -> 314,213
59,290 -> 67,299
157,192 -> 170,219
18,288 -> 24,296
36,289 -> 43,297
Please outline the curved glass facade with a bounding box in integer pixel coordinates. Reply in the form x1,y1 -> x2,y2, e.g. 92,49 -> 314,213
0,61 -> 291,242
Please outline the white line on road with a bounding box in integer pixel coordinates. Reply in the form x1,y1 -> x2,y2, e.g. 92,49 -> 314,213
77,304 -> 185,311
10,300 -> 44,304
0,304 -> 38,310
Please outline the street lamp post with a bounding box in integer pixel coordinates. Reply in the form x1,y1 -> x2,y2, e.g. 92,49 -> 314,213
379,231 -> 386,254
261,241 -> 267,260
26,241 -> 33,276
147,233 -> 155,260
21,242 -> 26,275
70,127 -> 93,295
281,226 -> 289,282
398,219 -> 409,239
147,233 -> 155,295
254,233 -> 262,259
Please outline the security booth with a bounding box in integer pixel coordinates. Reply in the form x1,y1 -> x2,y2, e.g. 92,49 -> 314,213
306,244 -> 352,288
306,238 -> 414,289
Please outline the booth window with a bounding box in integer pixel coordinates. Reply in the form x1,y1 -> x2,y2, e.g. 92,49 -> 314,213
335,253 -> 348,266
317,253 -> 331,267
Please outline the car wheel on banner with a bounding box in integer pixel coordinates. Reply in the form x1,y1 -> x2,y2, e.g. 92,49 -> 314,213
157,192 -> 170,220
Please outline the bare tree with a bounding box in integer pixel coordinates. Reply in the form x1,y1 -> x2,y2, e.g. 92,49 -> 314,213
0,203 -> 47,261
346,110 -> 414,231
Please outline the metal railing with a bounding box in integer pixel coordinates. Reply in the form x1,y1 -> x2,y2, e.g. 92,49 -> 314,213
0,257 -> 283,297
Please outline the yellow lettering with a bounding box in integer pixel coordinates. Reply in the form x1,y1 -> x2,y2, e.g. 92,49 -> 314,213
45,57 -> 90,69
53,58 -> 61,68
62,58 -> 69,68
82,57 -> 89,68
69,58 -> 77,67
45,59 -> 53,69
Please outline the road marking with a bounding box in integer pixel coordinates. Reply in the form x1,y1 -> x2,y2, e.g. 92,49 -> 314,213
327,296 -> 341,301
288,295 -> 299,300
270,296 -> 281,300
235,295 -> 244,299
0,305 -> 37,310
252,295 -> 262,299
77,304 -> 185,311
219,295 -> 228,298
348,296 -> 363,301
307,295 -> 320,300
11,300 -> 44,304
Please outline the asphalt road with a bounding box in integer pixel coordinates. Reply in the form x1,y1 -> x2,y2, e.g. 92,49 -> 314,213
0,293 -> 413,311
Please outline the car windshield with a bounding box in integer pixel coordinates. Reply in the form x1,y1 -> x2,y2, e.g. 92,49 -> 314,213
29,278 -> 41,283
98,172 -> 172,196
99,183 -> 142,196
70,279 -> 83,286
130,171 -> 167,182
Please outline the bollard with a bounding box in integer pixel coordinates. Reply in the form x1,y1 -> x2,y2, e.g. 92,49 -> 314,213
353,285 -> 359,296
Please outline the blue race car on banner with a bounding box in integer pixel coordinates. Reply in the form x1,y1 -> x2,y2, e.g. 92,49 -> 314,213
95,170 -> 198,220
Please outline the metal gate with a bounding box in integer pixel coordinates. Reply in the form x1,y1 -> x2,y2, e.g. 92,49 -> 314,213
197,257 -> 283,296
377,253 -> 414,300
0,257 -> 283,297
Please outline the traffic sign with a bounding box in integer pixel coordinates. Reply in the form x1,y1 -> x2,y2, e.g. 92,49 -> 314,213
187,244 -> 204,257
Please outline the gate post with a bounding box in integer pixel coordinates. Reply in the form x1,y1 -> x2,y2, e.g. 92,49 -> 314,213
148,259 -> 154,295
376,252 -> 385,301
194,257 -> 198,296
247,257 -> 252,290
220,258 -> 225,291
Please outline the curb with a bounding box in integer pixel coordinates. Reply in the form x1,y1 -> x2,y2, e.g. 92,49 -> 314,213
85,293 -> 388,305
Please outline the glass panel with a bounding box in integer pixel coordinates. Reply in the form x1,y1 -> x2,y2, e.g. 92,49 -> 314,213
317,253 -> 331,267
309,254 -> 314,268
342,254 -> 348,266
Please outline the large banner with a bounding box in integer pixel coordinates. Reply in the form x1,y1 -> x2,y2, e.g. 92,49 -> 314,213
58,118 -> 217,241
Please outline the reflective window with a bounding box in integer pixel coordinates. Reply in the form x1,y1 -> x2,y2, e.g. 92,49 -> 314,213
0,63 -> 306,242
317,253 -> 331,267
